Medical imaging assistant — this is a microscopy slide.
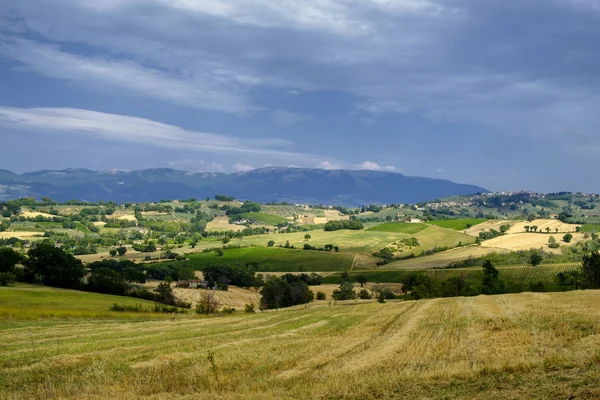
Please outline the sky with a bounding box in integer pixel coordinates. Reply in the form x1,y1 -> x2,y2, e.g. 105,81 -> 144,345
1,0 -> 600,192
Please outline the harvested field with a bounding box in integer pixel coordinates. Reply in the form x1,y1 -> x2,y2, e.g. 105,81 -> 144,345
205,216 -> 246,232
385,245 -> 508,269
2,289 -> 600,399
465,220 -> 515,236
483,232 -> 585,252
19,211 -> 56,219
507,219 -> 580,234
0,231 -> 42,239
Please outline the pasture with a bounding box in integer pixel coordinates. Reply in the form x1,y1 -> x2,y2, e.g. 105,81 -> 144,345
2,290 -> 600,399
426,218 -> 486,230
366,222 -> 428,234
184,247 -> 355,272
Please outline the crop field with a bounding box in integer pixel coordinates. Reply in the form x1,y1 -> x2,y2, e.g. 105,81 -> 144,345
464,220 -> 515,236
426,219 -> 486,230
0,284 -> 186,319
483,232 -> 585,252
580,224 -> 600,233
205,216 -> 246,232
184,247 -> 355,272
507,219 -> 580,234
366,222 -> 428,234
384,245 -> 507,269
235,212 -> 289,225
2,290 -> 600,399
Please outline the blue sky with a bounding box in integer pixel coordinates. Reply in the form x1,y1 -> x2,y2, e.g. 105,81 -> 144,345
1,0 -> 600,192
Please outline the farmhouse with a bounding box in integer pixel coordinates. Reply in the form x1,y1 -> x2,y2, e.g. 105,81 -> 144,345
176,279 -> 209,289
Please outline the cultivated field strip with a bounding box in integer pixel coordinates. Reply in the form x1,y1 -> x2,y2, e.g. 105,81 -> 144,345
2,291 -> 600,399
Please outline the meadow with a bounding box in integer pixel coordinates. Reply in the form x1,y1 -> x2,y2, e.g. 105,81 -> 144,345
183,247 -> 355,272
2,289 -> 600,399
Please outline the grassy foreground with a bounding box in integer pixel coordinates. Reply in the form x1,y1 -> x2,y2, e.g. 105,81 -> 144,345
2,289 -> 600,399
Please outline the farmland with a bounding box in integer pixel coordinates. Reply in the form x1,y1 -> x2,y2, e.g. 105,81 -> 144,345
366,222 -> 428,234
177,247 -> 354,272
426,218 -> 486,230
2,288 -> 600,399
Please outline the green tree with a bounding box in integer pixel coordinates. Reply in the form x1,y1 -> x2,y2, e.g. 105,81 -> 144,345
0,247 -> 21,273
563,233 -> 573,243
155,281 -> 176,305
267,240 -> 275,247
358,288 -> 372,299
529,252 -> 543,267
86,268 -> 127,295
117,246 -> 127,256
332,281 -> 356,300
356,274 -> 368,287
582,250 -> 600,289
24,244 -> 85,289
481,260 -> 504,295
304,234 -> 311,241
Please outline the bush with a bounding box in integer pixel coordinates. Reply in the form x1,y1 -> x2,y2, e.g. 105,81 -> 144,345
244,303 -> 256,313
358,289 -> 372,299
332,281 -> 356,300
0,272 -> 16,286
267,240 -> 275,247
316,291 -> 326,300
195,291 -> 221,314
324,220 -> 364,231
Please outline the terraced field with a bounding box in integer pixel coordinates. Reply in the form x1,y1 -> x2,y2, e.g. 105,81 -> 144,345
2,289 -> 600,399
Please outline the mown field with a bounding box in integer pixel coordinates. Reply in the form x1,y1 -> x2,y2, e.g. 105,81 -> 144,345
183,247 -> 355,272
2,289 -> 600,399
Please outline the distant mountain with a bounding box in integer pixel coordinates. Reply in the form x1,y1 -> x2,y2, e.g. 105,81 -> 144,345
0,167 -> 487,206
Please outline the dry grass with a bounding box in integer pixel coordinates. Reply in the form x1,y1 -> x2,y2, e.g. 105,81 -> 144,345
19,211 -> 56,219
465,220 -> 515,237
2,290 -> 600,399
483,232 -> 585,252
0,231 -> 42,239
507,219 -> 580,234
206,216 -> 246,232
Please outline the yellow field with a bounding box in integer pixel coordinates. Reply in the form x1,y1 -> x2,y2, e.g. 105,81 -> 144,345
465,220 -> 514,236
206,216 -> 246,232
2,290 -> 600,399
0,231 -> 42,239
19,211 -> 56,219
483,232 -> 585,252
117,214 -> 138,222
385,245 -> 509,269
507,219 -> 580,234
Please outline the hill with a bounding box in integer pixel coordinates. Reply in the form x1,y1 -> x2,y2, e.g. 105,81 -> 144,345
0,167 -> 487,205
2,289 -> 599,399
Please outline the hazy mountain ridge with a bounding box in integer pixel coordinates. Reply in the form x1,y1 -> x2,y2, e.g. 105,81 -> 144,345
0,167 -> 487,205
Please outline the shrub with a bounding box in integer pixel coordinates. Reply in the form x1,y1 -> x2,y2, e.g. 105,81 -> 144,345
316,291 -> 326,300
358,289 -> 372,299
0,272 -> 16,286
267,240 -> 275,247
332,281 -> 356,300
195,291 -> 221,314
244,303 -> 256,313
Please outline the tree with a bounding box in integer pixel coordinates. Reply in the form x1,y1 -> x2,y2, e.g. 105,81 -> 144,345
195,291 -> 221,314
304,234 -> 311,241
109,249 -> 117,257
582,250 -> 600,289
548,236 -> 560,249
529,252 -> 543,267
358,288 -> 372,299
155,281 -> 176,305
316,291 -> 326,300
0,247 -> 21,274
24,243 -> 85,289
260,276 -> 313,309
267,240 -> 275,247
86,268 -> 127,295
332,281 -> 356,300
563,233 -> 573,243
356,274 -> 368,287
117,246 -> 127,256
481,260 -> 504,295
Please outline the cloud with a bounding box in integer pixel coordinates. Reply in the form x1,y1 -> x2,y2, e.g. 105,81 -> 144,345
0,106 -> 323,164
166,160 -> 225,172
318,161 -> 342,170
356,161 -> 396,171
232,163 -> 254,172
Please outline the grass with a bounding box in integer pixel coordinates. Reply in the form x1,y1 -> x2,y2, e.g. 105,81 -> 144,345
184,246 -> 354,272
322,263 -> 581,286
366,222 -> 429,234
235,212 -> 289,225
427,218 -> 487,230
2,290 -> 600,399
0,284 -> 189,320
580,223 -> 600,233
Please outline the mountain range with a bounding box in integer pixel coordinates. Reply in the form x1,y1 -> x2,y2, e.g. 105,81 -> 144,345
0,167 -> 487,206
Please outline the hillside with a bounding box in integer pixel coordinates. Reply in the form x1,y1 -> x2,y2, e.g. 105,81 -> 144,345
2,288 -> 600,399
0,167 -> 487,205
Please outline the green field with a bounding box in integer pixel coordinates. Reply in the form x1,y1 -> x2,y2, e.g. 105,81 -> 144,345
366,222 -> 428,234
2,290 -> 600,399
579,224 -> 600,233
322,263 -> 580,287
184,247 -> 354,272
426,219 -> 487,230
235,212 -> 289,225
0,284 -> 186,319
